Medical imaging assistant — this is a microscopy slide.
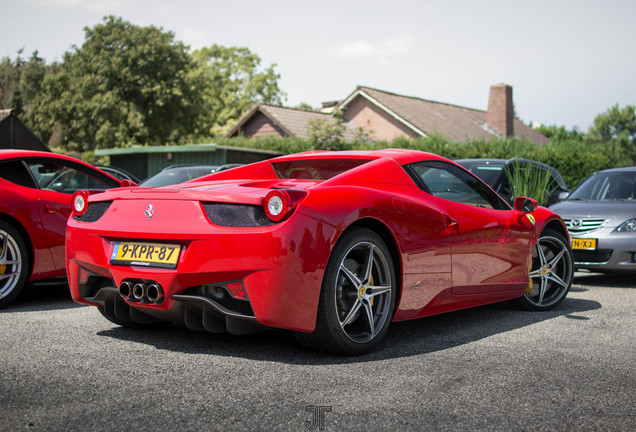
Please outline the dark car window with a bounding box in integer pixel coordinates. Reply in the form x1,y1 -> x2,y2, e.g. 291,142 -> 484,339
409,161 -> 509,210
26,161 -> 116,194
569,171 -> 636,200
272,159 -> 371,180
456,161 -> 505,186
140,166 -> 218,187
0,160 -> 37,188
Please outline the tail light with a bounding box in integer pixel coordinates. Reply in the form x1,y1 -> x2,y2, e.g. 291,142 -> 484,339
264,190 -> 292,222
72,190 -> 89,217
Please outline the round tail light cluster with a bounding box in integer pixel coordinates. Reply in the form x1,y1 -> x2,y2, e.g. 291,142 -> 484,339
264,190 -> 292,222
72,190 -> 89,217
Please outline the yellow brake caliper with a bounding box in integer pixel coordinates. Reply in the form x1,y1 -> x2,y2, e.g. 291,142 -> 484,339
369,274 -> 374,306
0,246 -> 5,275
526,257 -> 533,294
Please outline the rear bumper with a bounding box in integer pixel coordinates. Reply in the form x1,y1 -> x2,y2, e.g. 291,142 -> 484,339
66,212 -> 339,332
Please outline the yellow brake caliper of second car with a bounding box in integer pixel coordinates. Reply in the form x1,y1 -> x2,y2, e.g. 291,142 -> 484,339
0,246 -> 5,276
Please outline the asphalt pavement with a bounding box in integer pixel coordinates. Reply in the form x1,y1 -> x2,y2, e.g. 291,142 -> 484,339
1,272 -> 634,431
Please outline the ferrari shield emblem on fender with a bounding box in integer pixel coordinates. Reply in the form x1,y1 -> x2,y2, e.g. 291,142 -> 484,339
526,214 -> 535,225
144,204 -> 154,222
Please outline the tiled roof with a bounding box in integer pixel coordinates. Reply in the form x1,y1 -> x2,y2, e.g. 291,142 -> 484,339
228,103 -> 359,140
344,86 -> 548,145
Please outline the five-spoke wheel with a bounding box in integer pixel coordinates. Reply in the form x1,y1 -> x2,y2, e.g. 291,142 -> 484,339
515,228 -> 573,311
0,221 -> 29,309
295,227 -> 396,355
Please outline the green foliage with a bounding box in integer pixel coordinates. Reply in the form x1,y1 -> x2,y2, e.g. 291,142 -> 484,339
32,16 -> 205,151
307,117 -> 349,151
294,102 -> 314,110
18,51 -> 50,132
354,125 -> 374,143
214,135 -> 313,154
503,159 -> 556,206
534,124 -> 584,141
220,133 -> 632,189
191,45 -> 285,136
589,105 -> 636,162
589,104 -> 636,142
1,49 -> 25,112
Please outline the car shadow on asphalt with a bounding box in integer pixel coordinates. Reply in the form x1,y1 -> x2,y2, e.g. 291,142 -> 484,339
572,272 -> 636,289
0,281 -> 82,313
95,296 -> 601,365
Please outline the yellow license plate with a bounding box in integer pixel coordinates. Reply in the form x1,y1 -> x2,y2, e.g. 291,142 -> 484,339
110,241 -> 181,268
572,238 -> 597,250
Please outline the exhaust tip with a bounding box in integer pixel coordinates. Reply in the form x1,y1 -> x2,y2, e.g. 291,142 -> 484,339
119,281 -> 134,300
147,284 -> 164,304
133,283 -> 147,300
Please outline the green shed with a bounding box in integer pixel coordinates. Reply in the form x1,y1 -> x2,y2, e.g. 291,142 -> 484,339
95,144 -> 282,181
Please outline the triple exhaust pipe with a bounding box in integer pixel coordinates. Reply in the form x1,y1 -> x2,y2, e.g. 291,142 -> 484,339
119,281 -> 164,304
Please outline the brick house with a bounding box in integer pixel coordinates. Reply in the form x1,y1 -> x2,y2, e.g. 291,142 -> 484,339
338,84 -> 548,145
225,103 -> 357,140
226,84 -> 548,145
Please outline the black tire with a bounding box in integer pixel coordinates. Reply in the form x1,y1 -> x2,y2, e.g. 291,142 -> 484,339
98,301 -> 170,329
295,227 -> 396,356
513,228 -> 573,311
0,221 -> 30,309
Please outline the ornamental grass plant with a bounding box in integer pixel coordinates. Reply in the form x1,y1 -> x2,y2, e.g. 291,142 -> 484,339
503,159 -> 557,206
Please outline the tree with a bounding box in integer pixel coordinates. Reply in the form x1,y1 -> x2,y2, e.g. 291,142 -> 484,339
294,102 -> 314,110
191,45 -> 285,136
19,51 -> 47,109
534,124 -> 584,141
32,16 -> 206,151
0,49 -> 24,111
589,104 -> 636,144
307,117 -> 348,151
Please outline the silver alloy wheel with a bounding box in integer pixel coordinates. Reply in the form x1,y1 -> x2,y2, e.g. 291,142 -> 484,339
0,229 -> 23,299
526,235 -> 573,307
334,241 -> 392,343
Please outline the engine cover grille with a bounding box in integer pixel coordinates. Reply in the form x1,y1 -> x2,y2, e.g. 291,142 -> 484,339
73,201 -> 113,223
202,202 -> 276,227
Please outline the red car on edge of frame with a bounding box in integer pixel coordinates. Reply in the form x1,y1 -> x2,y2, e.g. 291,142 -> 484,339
0,150 -> 122,308
66,149 -> 574,355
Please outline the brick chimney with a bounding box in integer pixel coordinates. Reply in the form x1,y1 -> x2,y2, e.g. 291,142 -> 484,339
486,83 -> 513,137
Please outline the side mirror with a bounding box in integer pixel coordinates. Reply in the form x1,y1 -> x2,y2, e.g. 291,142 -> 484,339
514,196 -> 538,213
120,179 -> 138,187
558,191 -> 570,200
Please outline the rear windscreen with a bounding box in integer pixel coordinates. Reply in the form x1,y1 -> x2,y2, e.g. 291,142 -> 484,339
272,159 -> 371,180
457,162 -> 504,186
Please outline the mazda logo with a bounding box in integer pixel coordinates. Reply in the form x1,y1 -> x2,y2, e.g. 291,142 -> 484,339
570,219 -> 582,228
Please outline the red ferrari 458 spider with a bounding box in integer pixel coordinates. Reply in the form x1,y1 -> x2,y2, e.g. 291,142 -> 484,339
66,149 -> 574,355
0,150 -> 123,308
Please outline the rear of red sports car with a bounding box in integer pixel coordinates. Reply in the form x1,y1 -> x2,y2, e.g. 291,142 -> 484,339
67,150 -> 573,355
67,153 -> 389,336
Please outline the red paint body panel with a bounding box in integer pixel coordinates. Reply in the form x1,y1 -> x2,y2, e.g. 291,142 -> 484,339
65,149 -> 567,333
1,181 -> 58,279
0,150 -> 121,281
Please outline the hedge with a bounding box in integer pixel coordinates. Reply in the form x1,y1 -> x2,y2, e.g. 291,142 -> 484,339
213,134 -> 635,189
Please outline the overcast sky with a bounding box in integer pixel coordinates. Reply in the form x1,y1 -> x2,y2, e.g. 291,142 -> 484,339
3,0 -> 634,132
